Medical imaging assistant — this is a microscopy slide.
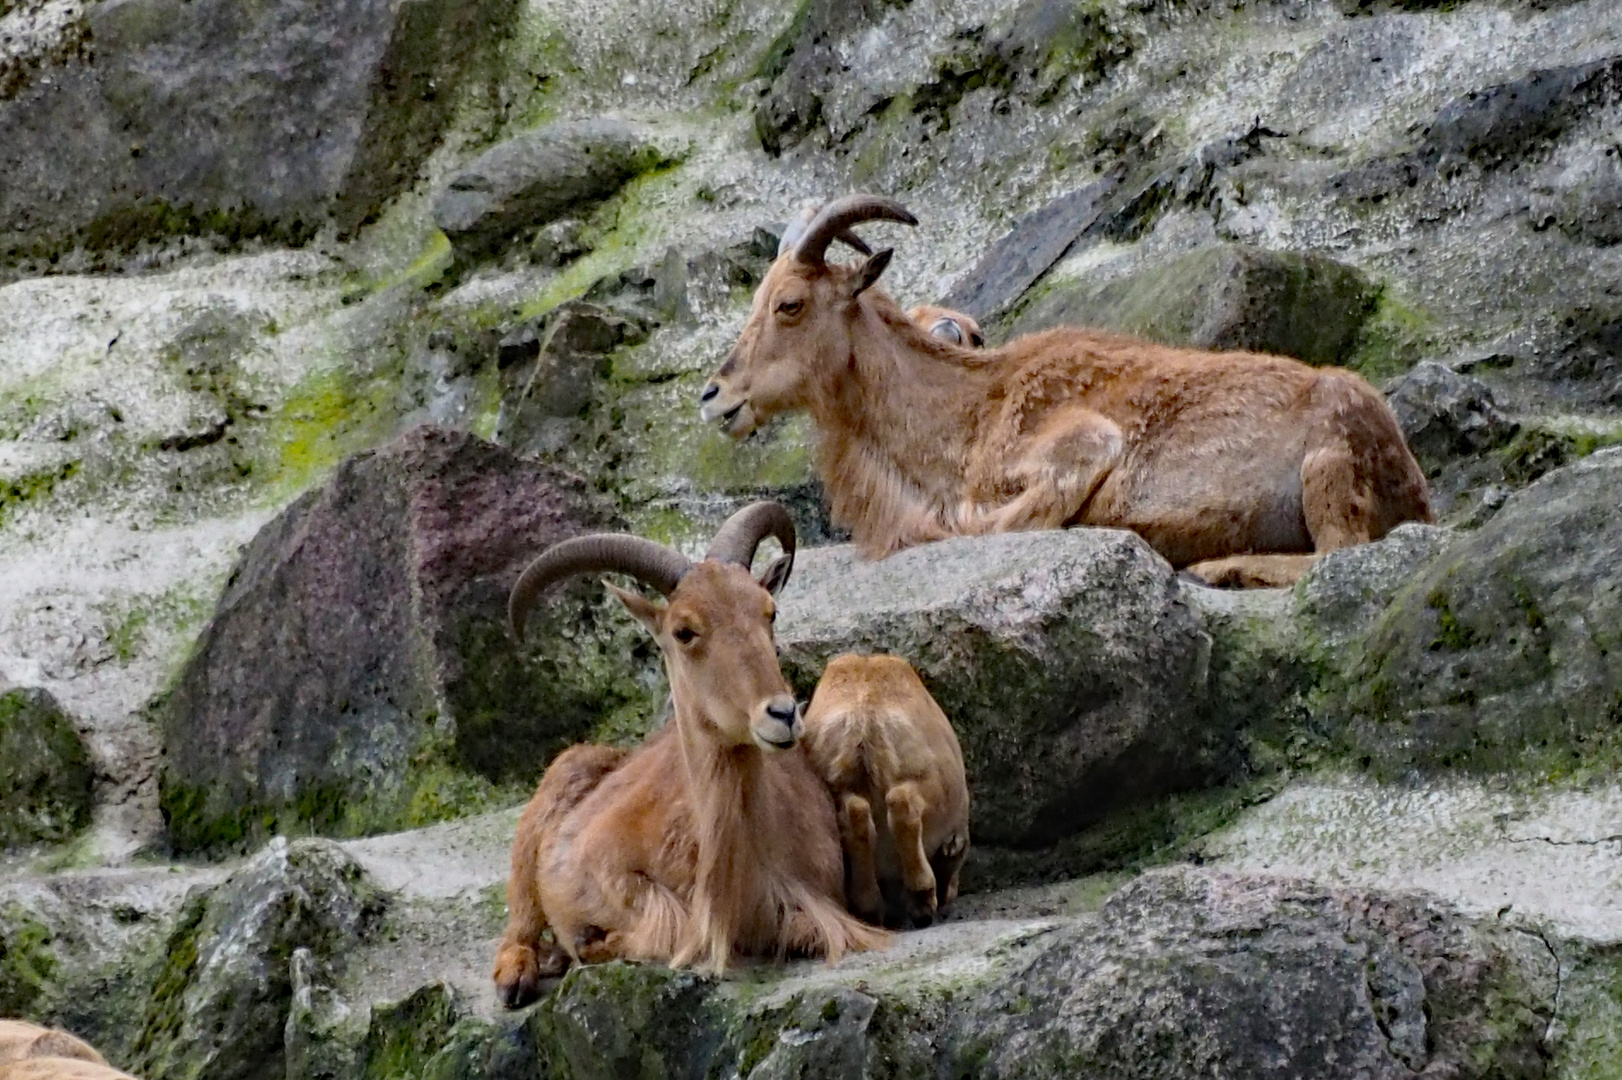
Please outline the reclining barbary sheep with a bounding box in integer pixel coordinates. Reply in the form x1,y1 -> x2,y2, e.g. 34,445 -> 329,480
492,503 -> 887,1008
800,654 -> 970,928
702,195 -> 1432,586
0,1021 -> 136,1080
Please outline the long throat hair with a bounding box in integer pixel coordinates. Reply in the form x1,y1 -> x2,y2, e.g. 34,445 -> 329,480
673,722 -> 767,973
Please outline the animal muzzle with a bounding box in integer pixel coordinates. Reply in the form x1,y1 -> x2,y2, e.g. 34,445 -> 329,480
699,380 -> 756,438
751,695 -> 803,751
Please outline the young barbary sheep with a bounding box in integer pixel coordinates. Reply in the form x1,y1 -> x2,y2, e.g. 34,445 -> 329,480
0,1022 -> 135,1080
907,304 -> 985,348
0,1061 -> 141,1080
0,1023 -> 107,1068
800,654 -> 969,928
491,503 -> 887,1007
701,195 -> 1432,587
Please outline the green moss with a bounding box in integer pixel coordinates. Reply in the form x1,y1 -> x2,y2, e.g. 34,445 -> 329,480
1554,949 -> 1622,1080
1345,288 -> 1434,381
0,460 -> 79,528
131,894 -> 208,1072
361,984 -> 460,1080
72,198 -> 319,257
0,903 -> 58,1017
1500,424 -> 1622,486
1427,588 -> 1479,650
265,363 -> 406,501
161,758 -> 528,857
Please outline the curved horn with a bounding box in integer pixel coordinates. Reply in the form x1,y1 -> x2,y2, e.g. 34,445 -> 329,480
509,535 -> 692,643
793,194 -> 917,267
778,201 -> 874,258
704,501 -> 797,573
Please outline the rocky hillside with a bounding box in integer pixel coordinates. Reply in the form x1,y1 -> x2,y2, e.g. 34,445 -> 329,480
2,0 -> 1620,1075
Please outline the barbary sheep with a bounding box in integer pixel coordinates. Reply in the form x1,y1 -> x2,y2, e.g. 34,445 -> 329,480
491,503 -> 887,1008
701,195 -> 1432,586
907,304 -> 985,348
0,1062 -> 141,1080
0,1023 -> 107,1068
800,654 -> 969,928
0,1022 -> 135,1080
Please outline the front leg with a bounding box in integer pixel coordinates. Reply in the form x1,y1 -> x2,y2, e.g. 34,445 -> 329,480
967,408 -> 1123,534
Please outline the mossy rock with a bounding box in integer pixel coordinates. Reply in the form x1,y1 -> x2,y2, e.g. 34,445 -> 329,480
1347,449 -> 1622,778
1012,244 -> 1377,367
0,687 -> 94,849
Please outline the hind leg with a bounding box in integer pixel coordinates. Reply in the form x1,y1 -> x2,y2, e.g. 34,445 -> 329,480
1184,426 -> 1392,588
929,829 -> 969,915
493,744 -> 626,1008
1181,553 -> 1321,588
886,783 -> 938,928
839,794 -> 884,925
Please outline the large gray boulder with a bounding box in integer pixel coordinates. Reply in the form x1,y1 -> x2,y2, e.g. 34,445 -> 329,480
432,119 -> 673,261
1012,244 -> 1377,366
0,0 -> 514,264
0,686 -> 94,849
1349,448 -> 1622,774
776,529 -> 1212,848
157,425 -> 658,855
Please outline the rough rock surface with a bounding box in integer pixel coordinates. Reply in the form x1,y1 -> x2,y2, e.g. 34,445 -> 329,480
156,426 -> 653,855
0,687 -> 93,849
279,868 -> 1562,1080
433,119 -> 674,261
1386,360 -> 1519,471
777,529 -> 1213,848
1350,448 -> 1622,775
0,0 -> 516,264
130,840 -> 384,1080
1012,243 -> 1377,366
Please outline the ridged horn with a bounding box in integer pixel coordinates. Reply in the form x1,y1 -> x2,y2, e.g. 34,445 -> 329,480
778,201 -> 875,259
509,535 -> 692,643
793,194 -> 917,267
704,501 -> 797,575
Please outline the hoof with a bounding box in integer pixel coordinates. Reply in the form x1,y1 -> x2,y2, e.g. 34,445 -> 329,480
493,942 -> 569,1009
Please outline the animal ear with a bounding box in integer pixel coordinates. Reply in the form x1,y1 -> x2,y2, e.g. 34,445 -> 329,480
849,249 -> 893,300
757,554 -> 794,597
606,583 -> 663,634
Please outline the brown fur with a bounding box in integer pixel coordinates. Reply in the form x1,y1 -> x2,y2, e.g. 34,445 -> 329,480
703,254 -> 1431,586
800,655 -> 970,928
0,1024 -> 107,1068
0,1062 -> 138,1080
492,561 -> 888,1008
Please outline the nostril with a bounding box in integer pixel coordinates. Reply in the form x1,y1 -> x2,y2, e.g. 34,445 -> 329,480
766,700 -> 796,722
700,384 -> 719,402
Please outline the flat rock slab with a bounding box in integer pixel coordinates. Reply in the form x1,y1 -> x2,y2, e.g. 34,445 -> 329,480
776,528 -> 1212,848
1204,774 -> 1622,944
938,175 -> 1118,324
433,119 -> 673,260
1012,244 -> 1376,366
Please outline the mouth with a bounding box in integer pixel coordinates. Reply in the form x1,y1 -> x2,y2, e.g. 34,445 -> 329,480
755,732 -> 795,751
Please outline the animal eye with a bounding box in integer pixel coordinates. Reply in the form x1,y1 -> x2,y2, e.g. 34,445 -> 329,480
777,299 -> 804,316
673,627 -> 697,644
970,331 -> 986,347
